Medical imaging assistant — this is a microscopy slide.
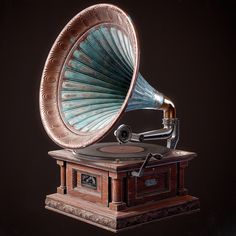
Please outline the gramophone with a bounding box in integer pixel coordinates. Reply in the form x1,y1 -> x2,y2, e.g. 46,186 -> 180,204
39,4 -> 199,232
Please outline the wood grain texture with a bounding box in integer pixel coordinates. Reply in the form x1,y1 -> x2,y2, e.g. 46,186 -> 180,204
46,144 -> 199,231
67,163 -> 109,206
127,164 -> 177,206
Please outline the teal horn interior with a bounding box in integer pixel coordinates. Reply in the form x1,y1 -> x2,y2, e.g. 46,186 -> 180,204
60,24 -> 163,134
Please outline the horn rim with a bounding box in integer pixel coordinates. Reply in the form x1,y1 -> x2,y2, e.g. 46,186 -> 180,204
39,4 -> 140,149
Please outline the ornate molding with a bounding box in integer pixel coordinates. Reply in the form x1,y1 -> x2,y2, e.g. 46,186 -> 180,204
45,198 -> 116,229
45,196 -> 199,231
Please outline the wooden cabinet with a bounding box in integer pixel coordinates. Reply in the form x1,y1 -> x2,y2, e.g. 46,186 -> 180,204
46,148 -> 199,232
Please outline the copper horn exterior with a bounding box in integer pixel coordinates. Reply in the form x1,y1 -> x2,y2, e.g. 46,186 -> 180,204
39,4 -> 179,150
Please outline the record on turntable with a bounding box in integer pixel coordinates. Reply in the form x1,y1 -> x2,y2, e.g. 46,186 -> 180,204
76,142 -> 170,161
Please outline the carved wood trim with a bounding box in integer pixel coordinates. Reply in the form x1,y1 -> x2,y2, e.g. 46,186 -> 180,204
45,194 -> 200,232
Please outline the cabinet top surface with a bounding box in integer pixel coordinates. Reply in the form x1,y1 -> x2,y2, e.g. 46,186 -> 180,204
48,142 -> 196,172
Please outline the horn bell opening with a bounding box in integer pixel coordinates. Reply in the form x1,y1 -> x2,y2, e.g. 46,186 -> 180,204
39,4 -> 140,149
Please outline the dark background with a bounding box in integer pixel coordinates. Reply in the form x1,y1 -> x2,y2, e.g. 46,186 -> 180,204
1,0 -> 235,235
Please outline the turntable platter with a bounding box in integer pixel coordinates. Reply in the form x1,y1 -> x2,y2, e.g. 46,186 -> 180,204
77,142 -> 170,160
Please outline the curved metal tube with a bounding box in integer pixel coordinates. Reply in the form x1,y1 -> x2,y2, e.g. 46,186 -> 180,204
160,96 -> 176,119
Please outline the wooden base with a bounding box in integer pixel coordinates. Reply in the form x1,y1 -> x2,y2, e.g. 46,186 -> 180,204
45,193 -> 199,232
46,143 -> 200,232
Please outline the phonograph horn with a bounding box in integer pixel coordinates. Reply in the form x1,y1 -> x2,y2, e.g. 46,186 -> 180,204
39,4 -> 179,150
